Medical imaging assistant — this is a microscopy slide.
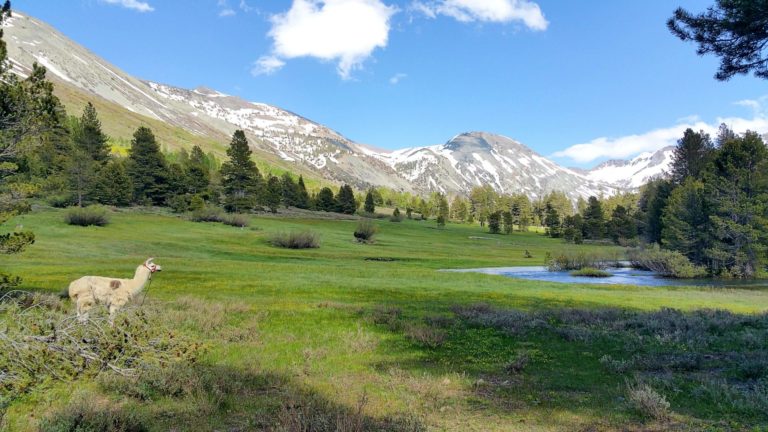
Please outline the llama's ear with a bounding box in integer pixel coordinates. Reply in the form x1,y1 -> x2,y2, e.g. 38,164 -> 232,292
147,257 -> 154,264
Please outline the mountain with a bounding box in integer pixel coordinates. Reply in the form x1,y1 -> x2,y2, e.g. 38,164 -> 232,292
584,147 -> 674,189
3,11 -> 618,200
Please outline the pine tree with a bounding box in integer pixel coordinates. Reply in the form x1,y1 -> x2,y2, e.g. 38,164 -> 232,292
488,211 -> 501,234
66,147 -> 96,207
220,130 -> 261,212
280,173 -> 299,207
637,179 -> 674,244
296,175 -> 310,209
661,179 -> 708,263
544,205 -> 561,238
315,187 -> 336,212
364,190 -> 375,214
264,175 -> 282,213
91,160 -> 132,206
336,184 -> 357,214
437,193 -> 449,222
582,196 -> 606,239
127,127 -> 168,205
703,131 -> 768,277
450,196 -> 468,222
502,211 -> 513,234
562,214 -> 583,243
607,205 -> 637,244
670,128 -> 714,184
185,145 -> 210,195
73,102 -> 110,163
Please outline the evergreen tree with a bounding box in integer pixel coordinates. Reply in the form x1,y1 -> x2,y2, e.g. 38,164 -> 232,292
670,128 -> 714,184
703,131 -> 768,277
364,190 -> 376,214
668,0 -> 768,80
296,175 -> 311,209
127,127 -> 168,205
488,211 -> 501,234
544,204 -> 561,238
336,184 -> 357,214
607,205 -> 637,244
450,196 -> 468,222
91,160 -> 132,206
220,130 -> 261,212
502,210 -> 513,234
280,173 -> 299,207
185,145 -> 210,195
437,193 -> 449,221
563,214 -> 584,243
264,175 -> 282,213
582,196 -> 605,239
637,179 -> 674,244
65,147 -> 96,207
72,102 -> 110,163
315,187 -> 336,212
661,179 -> 708,263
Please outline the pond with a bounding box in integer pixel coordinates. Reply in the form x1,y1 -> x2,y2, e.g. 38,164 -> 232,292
446,266 -> 768,289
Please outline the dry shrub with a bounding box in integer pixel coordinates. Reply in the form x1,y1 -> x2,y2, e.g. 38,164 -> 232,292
270,230 -> 321,249
505,351 -> 530,374
64,205 -> 110,227
38,395 -> 148,432
370,306 -> 402,330
626,381 -> 671,421
0,292 -> 201,412
221,213 -> 250,228
353,219 -> 377,243
346,325 -> 378,353
189,206 -> 224,223
405,324 -> 447,349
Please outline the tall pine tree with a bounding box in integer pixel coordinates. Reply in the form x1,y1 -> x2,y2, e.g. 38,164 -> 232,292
220,130 -> 261,212
364,190 -> 375,214
296,175 -> 310,209
670,128 -> 714,184
582,196 -> 605,239
662,179 -> 709,264
336,184 -> 357,214
127,127 -> 168,205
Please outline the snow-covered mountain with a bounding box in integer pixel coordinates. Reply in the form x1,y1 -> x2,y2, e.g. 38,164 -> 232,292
3,10 -> 620,200
584,147 -> 674,189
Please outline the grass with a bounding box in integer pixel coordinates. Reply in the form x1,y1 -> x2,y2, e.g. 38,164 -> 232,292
2,207 -> 768,431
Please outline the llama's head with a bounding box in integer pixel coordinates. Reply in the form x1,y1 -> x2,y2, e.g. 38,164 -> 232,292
144,258 -> 162,273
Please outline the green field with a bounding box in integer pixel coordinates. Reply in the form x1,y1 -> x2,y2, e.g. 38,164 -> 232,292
2,208 -> 768,431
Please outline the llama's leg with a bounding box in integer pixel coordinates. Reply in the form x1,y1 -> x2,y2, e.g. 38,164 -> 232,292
108,302 -> 124,326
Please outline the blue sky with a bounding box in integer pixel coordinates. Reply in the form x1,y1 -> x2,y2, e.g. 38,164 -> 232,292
16,0 -> 766,167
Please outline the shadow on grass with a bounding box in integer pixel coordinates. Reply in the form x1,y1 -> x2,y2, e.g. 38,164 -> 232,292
364,302 -> 768,430
38,363 -> 425,432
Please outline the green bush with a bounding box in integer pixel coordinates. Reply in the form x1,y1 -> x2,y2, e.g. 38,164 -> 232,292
353,219 -> 377,243
627,245 -> 707,278
269,230 -> 320,249
546,251 -> 620,271
570,267 -> 611,277
38,399 -> 149,432
64,205 -> 110,227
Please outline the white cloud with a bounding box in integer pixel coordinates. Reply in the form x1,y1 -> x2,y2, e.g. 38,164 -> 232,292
389,72 -> 407,84
412,0 -> 547,30
101,0 -> 154,12
259,0 -> 397,79
553,98 -> 768,164
239,0 -> 256,12
217,0 -> 236,17
252,56 -> 286,76
219,8 -> 236,17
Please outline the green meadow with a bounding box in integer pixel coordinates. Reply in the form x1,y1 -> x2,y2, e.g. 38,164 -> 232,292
2,208 -> 768,431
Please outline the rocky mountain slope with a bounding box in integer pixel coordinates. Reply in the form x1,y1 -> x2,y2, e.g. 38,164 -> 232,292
4,10 -> 619,200
582,146 -> 674,189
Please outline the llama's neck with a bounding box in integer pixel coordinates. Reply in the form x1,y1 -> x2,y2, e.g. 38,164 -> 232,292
130,265 -> 152,297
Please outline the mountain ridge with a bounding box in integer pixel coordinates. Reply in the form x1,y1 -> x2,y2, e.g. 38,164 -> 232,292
5,10 -> 628,199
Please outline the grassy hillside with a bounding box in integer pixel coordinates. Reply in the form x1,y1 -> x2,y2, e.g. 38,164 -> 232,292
52,80 -> 331,191
3,208 -> 768,431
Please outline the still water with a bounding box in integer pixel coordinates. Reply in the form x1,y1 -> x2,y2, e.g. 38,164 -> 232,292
446,266 -> 768,289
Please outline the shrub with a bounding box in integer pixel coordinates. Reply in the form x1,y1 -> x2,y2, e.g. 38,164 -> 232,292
390,207 -> 402,222
627,245 -> 707,278
64,205 -> 110,227
570,267 -> 612,277
436,215 -> 446,228
48,193 -> 75,208
167,194 -> 190,213
626,381 -> 671,421
269,230 -> 320,249
546,251 -> 620,271
221,214 -> 250,228
38,397 -> 149,432
505,351 -> 530,374
404,324 -> 447,348
354,219 -> 377,243
189,206 -> 224,223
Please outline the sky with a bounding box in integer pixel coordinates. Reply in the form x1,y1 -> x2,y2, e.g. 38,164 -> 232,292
14,0 -> 767,168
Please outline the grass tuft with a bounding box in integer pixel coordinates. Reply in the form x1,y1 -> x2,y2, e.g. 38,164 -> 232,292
269,230 -> 321,249
570,267 -> 612,277
64,205 -> 110,226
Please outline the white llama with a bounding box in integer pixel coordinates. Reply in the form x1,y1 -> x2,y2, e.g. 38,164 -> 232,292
68,257 -> 162,324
